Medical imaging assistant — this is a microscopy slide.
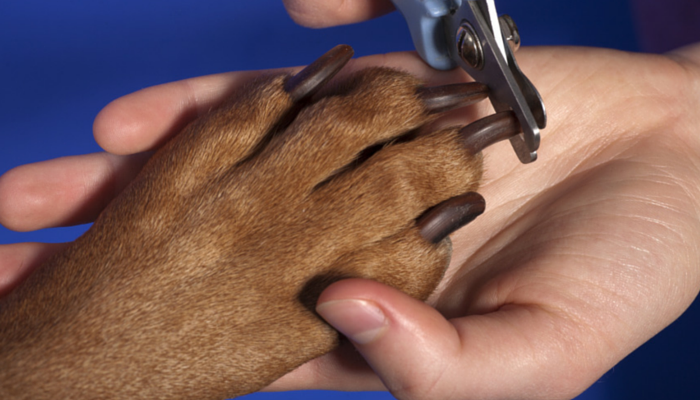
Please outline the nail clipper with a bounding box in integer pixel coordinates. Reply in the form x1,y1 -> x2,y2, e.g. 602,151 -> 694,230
391,0 -> 546,163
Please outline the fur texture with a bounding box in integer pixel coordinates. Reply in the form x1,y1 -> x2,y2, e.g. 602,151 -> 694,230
0,67 -> 482,399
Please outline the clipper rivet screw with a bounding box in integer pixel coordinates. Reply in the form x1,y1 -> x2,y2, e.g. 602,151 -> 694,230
457,22 -> 484,70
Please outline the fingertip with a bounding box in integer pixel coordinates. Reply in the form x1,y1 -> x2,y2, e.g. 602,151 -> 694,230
93,71 -> 264,155
283,0 -> 395,28
0,242 -> 68,297
317,278 -> 385,304
93,95 -> 146,155
317,279 -> 454,336
317,298 -> 388,345
0,153 -> 150,232
93,83 -> 197,155
316,279 -> 462,397
316,279 -> 419,347
0,166 -> 43,232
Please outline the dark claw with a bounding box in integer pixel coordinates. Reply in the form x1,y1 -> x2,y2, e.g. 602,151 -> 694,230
461,111 -> 521,155
284,44 -> 354,102
417,82 -> 489,114
417,192 -> 486,244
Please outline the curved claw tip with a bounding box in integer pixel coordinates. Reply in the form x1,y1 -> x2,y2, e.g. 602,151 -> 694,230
418,82 -> 489,114
461,111 -> 521,155
417,192 -> 486,244
284,44 -> 354,102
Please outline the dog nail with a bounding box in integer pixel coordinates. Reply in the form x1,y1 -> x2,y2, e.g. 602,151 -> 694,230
284,44 -> 354,102
418,82 -> 489,114
417,192 -> 486,244
461,111 -> 521,154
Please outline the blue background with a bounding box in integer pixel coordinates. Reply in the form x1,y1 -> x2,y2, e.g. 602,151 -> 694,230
1,1 -> 698,399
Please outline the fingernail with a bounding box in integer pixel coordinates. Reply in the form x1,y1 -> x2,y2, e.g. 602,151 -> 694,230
316,299 -> 387,345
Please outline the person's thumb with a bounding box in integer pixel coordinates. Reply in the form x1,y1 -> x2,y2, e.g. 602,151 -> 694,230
316,277 -> 612,400
316,278 -> 462,400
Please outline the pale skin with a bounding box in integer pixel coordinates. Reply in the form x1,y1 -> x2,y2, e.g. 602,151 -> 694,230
2,0 -> 700,398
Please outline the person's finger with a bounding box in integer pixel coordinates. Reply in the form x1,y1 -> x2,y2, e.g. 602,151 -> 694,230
92,51 -> 472,158
0,242 -> 68,297
282,0 -> 395,28
2,52 -> 473,233
316,279 -> 608,400
264,341 -> 384,392
0,152 -> 150,232
93,71 -> 263,155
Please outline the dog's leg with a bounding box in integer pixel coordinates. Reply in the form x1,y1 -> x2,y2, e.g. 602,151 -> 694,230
0,45 -> 520,400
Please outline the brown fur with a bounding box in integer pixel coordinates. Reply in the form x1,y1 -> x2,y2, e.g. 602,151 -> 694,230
0,67 -> 482,399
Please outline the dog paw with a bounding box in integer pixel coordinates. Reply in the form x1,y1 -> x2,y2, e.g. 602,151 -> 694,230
0,45 -> 521,400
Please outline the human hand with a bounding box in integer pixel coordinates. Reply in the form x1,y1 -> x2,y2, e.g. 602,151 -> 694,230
1,3 -> 699,400
266,1 -> 700,399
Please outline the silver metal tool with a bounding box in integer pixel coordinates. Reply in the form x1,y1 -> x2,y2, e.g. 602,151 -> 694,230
392,0 -> 546,163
